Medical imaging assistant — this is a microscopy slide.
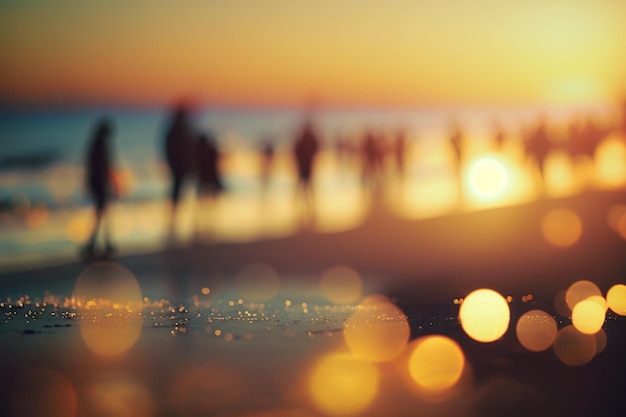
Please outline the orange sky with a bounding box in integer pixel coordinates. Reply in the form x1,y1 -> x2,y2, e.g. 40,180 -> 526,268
1,1 -> 625,108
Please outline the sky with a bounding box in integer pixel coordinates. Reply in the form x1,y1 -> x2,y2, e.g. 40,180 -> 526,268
1,0 -> 625,108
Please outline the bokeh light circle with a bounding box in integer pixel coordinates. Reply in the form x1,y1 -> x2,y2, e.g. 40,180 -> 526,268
565,280 -> 602,311
572,299 -> 605,334
11,368 -> 77,417
459,289 -> 510,343
515,310 -> 558,352
408,335 -> 465,393
553,325 -> 596,366
467,156 -> 509,199
85,372 -> 153,417
234,263 -> 280,301
73,262 -> 144,356
606,284 -> 626,315
319,265 -> 362,304
541,208 -> 582,247
309,353 -> 379,416
344,298 -> 410,362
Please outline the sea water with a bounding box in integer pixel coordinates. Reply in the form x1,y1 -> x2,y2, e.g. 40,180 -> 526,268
0,104 -> 617,269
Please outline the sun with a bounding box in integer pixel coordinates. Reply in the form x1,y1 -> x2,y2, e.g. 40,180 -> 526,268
466,156 -> 510,201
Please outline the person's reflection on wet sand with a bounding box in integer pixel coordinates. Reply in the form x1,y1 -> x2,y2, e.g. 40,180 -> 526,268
82,117 -> 117,258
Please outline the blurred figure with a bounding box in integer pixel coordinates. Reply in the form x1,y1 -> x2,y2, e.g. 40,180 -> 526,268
195,131 -> 223,236
392,128 -> 407,177
293,119 -> 320,223
259,137 -> 275,192
82,117 -> 116,258
361,128 -> 385,195
164,104 -> 195,240
493,121 -> 506,151
449,121 -> 464,188
525,117 -> 552,188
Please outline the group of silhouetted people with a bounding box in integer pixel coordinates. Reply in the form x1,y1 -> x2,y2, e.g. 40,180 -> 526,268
81,101 -> 626,257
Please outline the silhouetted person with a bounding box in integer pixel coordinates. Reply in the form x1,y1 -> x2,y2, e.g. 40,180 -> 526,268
361,129 -> 385,194
195,132 -> 223,236
82,117 -> 116,258
164,104 -> 195,239
525,117 -> 552,187
196,132 -> 223,197
293,120 -> 319,222
259,138 -> 275,191
392,128 -> 407,177
449,122 -> 464,188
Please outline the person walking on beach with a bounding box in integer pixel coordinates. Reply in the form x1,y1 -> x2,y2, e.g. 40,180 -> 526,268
195,131 -> 223,236
164,104 -> 195,241
293,119 -> 320,223
82,117 -> 117,258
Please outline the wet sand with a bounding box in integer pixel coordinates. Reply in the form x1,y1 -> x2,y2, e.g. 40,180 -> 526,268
1,188 -> 626,416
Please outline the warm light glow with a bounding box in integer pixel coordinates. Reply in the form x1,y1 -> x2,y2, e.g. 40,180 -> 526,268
85,372 -> 153,417
466,156 -> 509,200
565,280 -> 602,311
594,137 -> 626,187
607,204 -> 626,232
408,335 -> 465,393
319,265 -> 362,304
571,299 -> 605,334
606,284 -> 626,316
541,209 -> 582,247
344,297 -> 410,362
309,353 -> 378,416
72,262 -> 143,356
459,289 -> 510,343
553,325 -> 596,366
234,263 -> 280,302
594,329 -> 607,353
553,289 -> 571,317
11,368 -> 77,417
515,310 -> 558,352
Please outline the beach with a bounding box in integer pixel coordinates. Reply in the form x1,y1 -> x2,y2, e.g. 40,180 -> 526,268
1,187 -> 626,417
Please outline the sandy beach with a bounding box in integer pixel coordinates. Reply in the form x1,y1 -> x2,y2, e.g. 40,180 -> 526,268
1,187 -> 626,417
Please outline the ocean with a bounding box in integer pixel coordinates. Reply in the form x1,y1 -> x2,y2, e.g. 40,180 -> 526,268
0,103 -> 619,270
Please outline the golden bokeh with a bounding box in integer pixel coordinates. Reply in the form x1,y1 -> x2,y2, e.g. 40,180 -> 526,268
85,372 -> 153,417
73,262 -> 144,356
11,368 -> 77,417
540,208 -> 582,248
571,299 -> 605,335
319,265 -> 362,304
459,288 -> 510,343
515,309 -> 558,352
553,289 -> 571,317
344,298 -> 410,362
606,284 -> 626,316
606,204 -> 626,232
553,325 -> 597,366
234,263 -> 280,302
466,156 -> 510,200
565,280 -> 602,311
309,353 -> 378,416
408,335 -> 465,393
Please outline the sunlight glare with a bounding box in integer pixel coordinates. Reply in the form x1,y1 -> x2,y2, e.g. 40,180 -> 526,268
466,156 -> 509,200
